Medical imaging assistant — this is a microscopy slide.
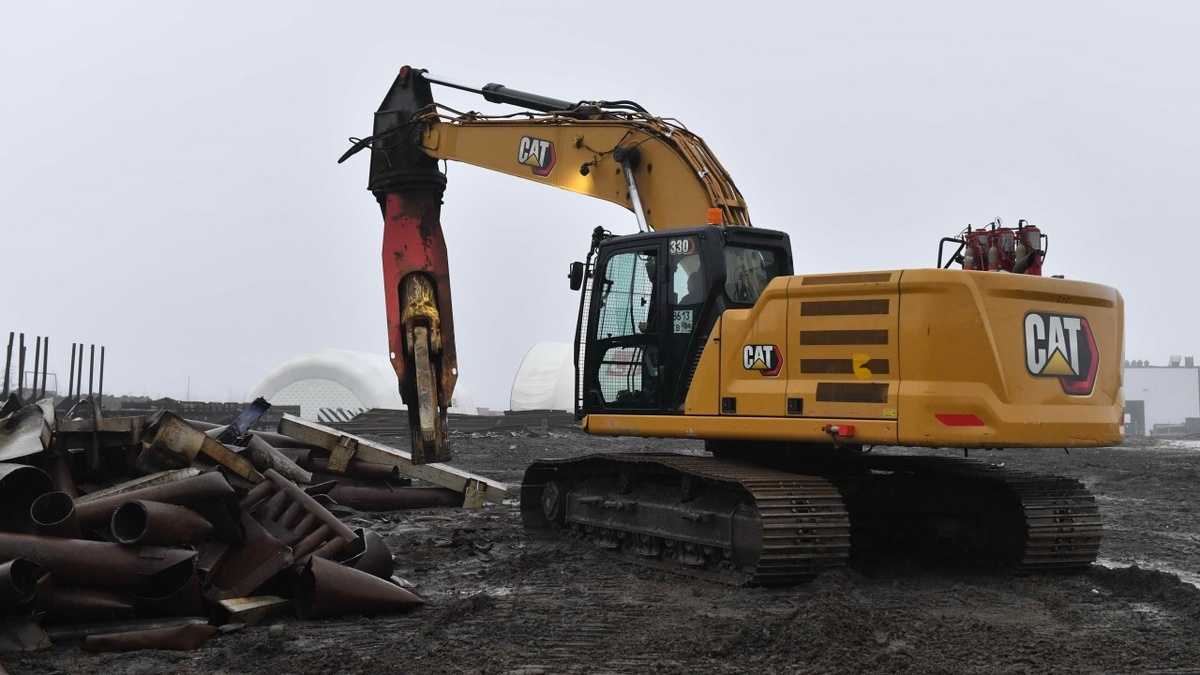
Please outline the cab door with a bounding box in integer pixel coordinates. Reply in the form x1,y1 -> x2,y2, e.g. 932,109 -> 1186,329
581,244 -> 665,412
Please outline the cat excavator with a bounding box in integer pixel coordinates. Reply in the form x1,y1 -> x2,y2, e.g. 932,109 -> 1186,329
340,66 -> 1124,584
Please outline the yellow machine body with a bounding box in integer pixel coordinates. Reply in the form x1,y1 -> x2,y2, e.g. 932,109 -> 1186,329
584,268 -> 1124,449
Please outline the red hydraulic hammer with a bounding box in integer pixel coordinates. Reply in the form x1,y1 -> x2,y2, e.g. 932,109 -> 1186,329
340,66 -> 458,464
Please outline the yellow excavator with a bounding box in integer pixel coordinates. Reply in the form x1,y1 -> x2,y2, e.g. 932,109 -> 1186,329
341,66 -> 1124,584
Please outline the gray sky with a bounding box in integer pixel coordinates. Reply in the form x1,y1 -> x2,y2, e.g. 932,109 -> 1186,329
3,1 -> 1197,409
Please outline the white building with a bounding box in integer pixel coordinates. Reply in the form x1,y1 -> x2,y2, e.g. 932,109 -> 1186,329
509,341 -> 574,412
249,348 -> 477,421
1123,356 -> 1200,435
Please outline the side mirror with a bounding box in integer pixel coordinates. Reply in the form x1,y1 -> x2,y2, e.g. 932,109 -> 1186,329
568,261 -> 585,291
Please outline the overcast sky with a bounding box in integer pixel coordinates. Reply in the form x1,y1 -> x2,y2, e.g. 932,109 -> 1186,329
3,1 -> 1197,409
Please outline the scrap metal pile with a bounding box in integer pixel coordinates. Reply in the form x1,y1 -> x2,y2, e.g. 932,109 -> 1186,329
0,393 -> 506,654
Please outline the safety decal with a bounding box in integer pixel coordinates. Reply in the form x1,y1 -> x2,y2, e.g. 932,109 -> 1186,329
743,345 -> 783,377
518,136 -> 556,176
1024,312 -> 1098,396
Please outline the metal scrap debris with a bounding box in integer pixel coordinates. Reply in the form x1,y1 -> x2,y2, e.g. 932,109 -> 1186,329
0,392 -> 507,654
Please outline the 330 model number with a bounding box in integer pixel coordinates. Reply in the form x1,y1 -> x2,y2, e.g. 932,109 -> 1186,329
669,237 -> 697,256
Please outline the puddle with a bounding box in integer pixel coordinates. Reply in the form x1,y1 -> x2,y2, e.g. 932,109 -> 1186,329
1161,439 -> 1200,452
1096,558 -> 1200,589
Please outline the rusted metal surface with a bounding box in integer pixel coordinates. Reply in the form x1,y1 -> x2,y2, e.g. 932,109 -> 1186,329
237,469 -> 358,566
0,394 -> 478,651
243,435 -> 312,485
294,555 -> 423,619
0,463 -> 54,533
307,456 -> 402,482
282,445 -> 409,485
203,512 -> 292,601
30,492 -> 81,539
328,485 -> 462,511
44,617 -> 209,644
73,470 -> 238,536
278,414 -> 506,504
110,500 -> 214,546
0,559 -> 39,611
0,404 -> 52,462
48,454 -> 77,499
0,533 -> 197,590
81,621 -> 219,652
74,468 -> 201,505
131,569 -> 206,618
342,527 -> 395,580
54,403 -> 144,461
40,587 -> 137,625
142,411 -> 263,483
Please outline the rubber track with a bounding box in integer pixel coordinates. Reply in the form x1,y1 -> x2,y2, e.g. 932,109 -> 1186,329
523,453 -> 851,585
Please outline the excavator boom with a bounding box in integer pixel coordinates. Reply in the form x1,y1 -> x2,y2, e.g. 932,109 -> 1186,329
342,66 -> 754,462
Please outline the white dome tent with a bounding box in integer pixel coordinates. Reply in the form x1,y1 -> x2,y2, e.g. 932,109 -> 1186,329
509,342 -> 574,412
249,348 -> 477,421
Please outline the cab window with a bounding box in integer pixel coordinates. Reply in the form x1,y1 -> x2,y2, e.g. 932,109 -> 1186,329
725,246 -> 782,304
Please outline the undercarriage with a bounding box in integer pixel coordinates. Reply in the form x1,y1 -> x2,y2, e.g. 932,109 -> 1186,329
520,448 -> 1101,584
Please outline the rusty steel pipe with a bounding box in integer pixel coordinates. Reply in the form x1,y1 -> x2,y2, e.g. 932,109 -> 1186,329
243,435 -> 312,485
238,480 -> 273,509
0,533 -> 196,591
292,512 -> 319,539
17,334 -> 24,399
290,524 -> 332,561
82,622 -> 219,653
110,500 -> 215,546
276,447 -> 310,464
31,337 -> 40,402
277,500 -> 305,530
49,454 -> 78,499
2,332 -> 12,398
294,555 -> 423,619
41,587 -> 137,625
73,471 -> 234,531
45,617 -> 208,645
263,470 -> 356,544
0,463 -> 55,534
30,491 -> 82,539
307,456 -> 403,482
260,490 -> 289,521
308,537 -> 349,561
0,559 -> 40,611
75,468 -> 201,505
328,485 -> 462,511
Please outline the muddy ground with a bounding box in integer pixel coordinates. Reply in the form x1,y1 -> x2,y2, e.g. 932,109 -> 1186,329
7,426 -> 1200,675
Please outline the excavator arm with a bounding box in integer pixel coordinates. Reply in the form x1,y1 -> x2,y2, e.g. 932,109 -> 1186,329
340,65 -> 749,463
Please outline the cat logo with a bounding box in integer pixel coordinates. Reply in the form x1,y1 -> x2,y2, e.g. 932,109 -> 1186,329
1024,312 -> 1099,396
518,136 -> 556,177
743,345 -> 783,377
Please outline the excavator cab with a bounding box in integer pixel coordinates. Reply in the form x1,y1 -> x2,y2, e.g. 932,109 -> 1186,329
576,225 -> 792,416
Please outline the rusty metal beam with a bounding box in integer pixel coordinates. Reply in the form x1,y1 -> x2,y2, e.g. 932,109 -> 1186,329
277,415 -> 506,505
